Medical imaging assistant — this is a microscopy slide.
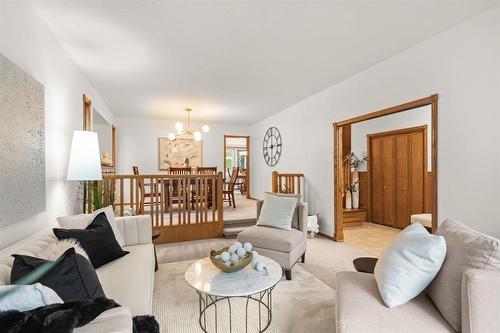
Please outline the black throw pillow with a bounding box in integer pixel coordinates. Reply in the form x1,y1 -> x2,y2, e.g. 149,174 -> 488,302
11,248 -> 105,302
53,212 -> 129,268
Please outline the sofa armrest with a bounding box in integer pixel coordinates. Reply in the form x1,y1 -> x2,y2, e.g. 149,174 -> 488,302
462,268 -> 500,333
115,215 -> 152,247
298,202 -> 308,236
74,307 -> 132,333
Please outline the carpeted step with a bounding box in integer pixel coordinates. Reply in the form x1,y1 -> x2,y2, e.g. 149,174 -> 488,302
224,218 -> 257,227
223,225 -> 254,238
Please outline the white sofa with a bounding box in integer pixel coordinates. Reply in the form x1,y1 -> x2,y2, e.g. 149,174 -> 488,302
0,215 -> 155,333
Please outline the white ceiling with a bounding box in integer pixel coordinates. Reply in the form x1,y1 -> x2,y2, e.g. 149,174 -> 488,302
31,0 -> 497,125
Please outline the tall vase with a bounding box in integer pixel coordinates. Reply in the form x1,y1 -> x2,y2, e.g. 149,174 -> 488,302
352,191 -> 360,209
345,190 -> 352,209
351,170 -> 360,209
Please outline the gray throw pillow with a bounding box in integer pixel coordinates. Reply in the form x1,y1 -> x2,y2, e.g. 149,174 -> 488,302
257,193 -> 298,231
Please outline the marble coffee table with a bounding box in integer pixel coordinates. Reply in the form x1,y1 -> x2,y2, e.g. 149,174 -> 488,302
185,255 -> 282,333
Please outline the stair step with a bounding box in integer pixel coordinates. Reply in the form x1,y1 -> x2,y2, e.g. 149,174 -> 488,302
224,218 -> 257,227
223,225 -> 253,238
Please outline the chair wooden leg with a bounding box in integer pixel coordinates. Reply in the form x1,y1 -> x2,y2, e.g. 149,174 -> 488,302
301,252 -> 306,263
284,268 -> 292,280
232,192 -> 236,208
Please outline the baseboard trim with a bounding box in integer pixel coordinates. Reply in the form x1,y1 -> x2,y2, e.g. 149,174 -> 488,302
318,232 -> 336,241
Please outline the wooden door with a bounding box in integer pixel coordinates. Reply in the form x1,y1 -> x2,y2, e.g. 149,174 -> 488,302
394,134 -> 409,229
381,136 -> 396,227
369,126 -> 427,229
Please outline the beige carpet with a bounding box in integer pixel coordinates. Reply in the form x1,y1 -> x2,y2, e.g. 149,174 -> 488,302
153,260 -> 336,332
156,236 -> 370,290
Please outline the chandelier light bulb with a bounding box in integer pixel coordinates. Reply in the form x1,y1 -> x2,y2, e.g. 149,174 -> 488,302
202,125 -> 210,133
194,131 -> 202,141
175,122 -> 183,133
167,133 -> 176,140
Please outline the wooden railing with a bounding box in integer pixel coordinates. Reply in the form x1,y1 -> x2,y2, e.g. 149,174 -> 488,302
271,171 -> 304,195
102,172 -> 224,243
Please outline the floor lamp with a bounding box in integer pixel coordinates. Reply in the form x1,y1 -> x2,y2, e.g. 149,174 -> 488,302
67,131 -> 102,213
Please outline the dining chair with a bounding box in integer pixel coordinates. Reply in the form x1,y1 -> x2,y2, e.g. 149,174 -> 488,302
223,167 -> 239,208
132,166 -> 160,214
168,167 -> 192,175
197,166 -> 217,174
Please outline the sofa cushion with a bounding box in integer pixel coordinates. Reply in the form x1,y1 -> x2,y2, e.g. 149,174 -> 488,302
426,219 -> 500,331
96,244 -> 154,316
54,212 -> 129,269
238,225 -> 304,253
11,248 -> 105,302
374,223 -> 446,308
336,271 -> 454,333
57,206 -> 125,247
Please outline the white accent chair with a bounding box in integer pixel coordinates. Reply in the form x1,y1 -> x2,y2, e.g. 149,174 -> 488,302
237,195 -> 307,280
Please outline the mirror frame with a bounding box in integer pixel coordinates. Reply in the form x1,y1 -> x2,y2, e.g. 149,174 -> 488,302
332,94 -> 438,241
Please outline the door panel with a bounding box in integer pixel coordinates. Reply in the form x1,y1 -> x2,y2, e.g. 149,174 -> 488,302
409,131 -> 425,217
395,134 -> 409,229
381,136 -> 395,227
370,138 -> 382,223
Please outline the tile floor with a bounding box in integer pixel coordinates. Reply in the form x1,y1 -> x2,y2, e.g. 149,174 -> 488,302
343,222 -> 400,257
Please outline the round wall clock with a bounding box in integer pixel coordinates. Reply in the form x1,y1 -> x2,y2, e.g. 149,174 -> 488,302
263,127 -> 282,166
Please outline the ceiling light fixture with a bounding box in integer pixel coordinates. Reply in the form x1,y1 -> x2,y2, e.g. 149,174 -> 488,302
168,108 -> 209,141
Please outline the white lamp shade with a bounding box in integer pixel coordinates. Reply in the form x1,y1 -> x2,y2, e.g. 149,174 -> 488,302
67,131 -> 102,181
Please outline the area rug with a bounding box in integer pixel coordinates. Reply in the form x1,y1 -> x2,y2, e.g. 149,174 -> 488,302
153,260 -> 336,332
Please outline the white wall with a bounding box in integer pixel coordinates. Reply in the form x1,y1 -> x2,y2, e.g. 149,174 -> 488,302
250,5 -> 500,238
351,105 -> 432,172
0,1 -> 114,248
116,116 -> 249,175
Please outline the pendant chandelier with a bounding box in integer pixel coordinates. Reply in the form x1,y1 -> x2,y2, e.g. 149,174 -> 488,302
168,108 -> 209,141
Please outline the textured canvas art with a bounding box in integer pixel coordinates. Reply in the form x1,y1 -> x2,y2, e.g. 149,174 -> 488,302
158,137 -> 202,170
0,54 -> 45,226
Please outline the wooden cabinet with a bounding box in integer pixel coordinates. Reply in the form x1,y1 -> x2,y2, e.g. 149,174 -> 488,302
369,126 -> 426,229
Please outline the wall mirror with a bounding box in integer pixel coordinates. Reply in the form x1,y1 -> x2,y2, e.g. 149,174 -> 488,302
83,94 -> 116,174
333,95 -> 437,241
93,108 -> 115,174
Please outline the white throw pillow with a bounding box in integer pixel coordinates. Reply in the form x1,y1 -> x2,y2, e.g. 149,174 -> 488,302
374,223 -> 446,308
257,193 -> 298,231
57,206 -> 125,247
0,283 -> 63,311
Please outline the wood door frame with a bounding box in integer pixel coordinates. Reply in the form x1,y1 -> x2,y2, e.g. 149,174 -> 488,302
223,135 -> 251,199
333,94 -> 438,241
367,125 -> 428,229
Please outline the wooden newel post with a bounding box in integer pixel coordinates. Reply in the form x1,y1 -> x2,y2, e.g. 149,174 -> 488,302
217,171 -> 224,235
272,171 -> 278,193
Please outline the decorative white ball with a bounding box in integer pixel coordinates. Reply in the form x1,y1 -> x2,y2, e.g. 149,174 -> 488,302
215,255 -> 221,260
251,254 -> 260,266
230,253 -> 240,264
255,261 -> 266,272
224,261 -> 232,267
236,247 -> 247,258
234,241 -> 243,249
243,242 -> 253,252
220,251 -> 231,262
228,244 -> 239,254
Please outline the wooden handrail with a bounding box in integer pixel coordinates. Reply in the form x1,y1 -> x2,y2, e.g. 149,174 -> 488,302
271,171 -> 304,195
